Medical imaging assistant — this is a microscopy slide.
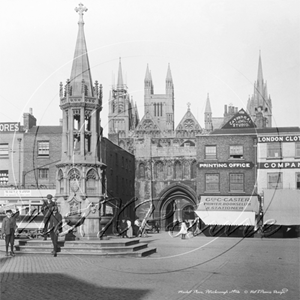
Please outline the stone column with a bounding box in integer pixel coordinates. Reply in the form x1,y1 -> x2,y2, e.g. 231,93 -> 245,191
69,109 -> 74,157
80,108 -> 85,156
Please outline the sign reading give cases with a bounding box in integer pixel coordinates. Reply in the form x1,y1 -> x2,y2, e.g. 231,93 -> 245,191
197,195 -> 259,213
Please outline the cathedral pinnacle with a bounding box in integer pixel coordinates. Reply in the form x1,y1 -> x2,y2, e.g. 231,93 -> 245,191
75,3 -> 88,24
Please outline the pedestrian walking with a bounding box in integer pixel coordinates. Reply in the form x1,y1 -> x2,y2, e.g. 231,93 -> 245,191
41,194 -> 56,240
1,208 -> 20,257
48,206 -> 62,257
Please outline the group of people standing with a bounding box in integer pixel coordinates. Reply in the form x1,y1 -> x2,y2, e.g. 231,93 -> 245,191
119,218 -> 151,238
1,194 -> 62,258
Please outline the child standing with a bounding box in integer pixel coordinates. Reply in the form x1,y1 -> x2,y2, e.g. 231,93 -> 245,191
1,208 -> 19,257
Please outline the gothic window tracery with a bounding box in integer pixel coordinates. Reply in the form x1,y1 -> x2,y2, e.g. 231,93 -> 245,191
69,168 -> 81,193
86,169 -> 98,193
191,161 -> 197,179
174,161 -> 182,179
139,163 -> 145,179
155,161 -> 164,180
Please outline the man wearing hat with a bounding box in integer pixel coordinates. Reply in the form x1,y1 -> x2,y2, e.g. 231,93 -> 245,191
1,207 -> 19,256
48,206 -> 62,257
41,194 -> 56,240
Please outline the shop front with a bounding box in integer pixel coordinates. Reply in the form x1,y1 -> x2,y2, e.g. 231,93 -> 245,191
195,195 -> 260,237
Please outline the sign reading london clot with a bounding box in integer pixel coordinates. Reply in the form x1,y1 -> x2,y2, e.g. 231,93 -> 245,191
197,196 -> 259,213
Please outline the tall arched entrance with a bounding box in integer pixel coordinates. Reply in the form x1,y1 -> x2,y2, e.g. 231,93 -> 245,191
157,183 -> 197,231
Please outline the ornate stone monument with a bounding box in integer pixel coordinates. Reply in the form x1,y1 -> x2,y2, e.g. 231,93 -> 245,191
55,3 -> 105,240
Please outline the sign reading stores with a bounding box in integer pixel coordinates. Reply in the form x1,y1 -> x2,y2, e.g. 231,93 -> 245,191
258,135 -> 300,143
198,162 -> 254,169
258,162 -> 300,169
0,122 -> 20,132
198,196 -> 259,212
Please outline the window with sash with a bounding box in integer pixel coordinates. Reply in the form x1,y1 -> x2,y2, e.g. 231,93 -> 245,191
205,145 -> 217,159
267,173 -> 283,189
205,174 -> 219,192
38,141 -> 49,157
229,174 -> 244,191
267,143 -> 282,158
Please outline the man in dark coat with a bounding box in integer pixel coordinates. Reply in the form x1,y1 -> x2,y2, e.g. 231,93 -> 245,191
48,206 -> 62,257
41,194 -> 56,240
1,208 -> 20,256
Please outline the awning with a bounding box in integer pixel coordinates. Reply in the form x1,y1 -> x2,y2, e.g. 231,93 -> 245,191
263,189 -> 300,225
195,211 -> 256,226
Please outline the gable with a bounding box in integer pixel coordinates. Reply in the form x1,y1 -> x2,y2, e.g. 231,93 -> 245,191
222,109 -> 256,129
175,109 -> 202,132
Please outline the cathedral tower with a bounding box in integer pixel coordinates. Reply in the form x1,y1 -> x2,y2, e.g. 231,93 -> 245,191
144,64 -> 174,131
204,93 -> 213,131
56,4 -> 104,239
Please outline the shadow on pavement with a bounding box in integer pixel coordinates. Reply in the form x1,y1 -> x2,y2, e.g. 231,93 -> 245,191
1,273 -> 151,300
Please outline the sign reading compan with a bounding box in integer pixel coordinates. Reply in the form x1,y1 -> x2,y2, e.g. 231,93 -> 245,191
197,196 -> 259,213
0,123 -> 20,132
258,162 -> 300,169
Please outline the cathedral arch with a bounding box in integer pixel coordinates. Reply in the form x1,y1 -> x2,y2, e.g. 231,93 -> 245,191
86,168 -> 99,194
57,169 -> 64,194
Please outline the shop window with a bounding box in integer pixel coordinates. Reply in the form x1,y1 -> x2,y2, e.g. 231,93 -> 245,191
38,141 -> 49,157
267,172 -> 283,189
0,170 -> 8,185
296,143 -> 300,157
267,143 -> 282,158
38,168 -> 49,180
205,174 -> 219,192
230,174 -> 244,191
205,146 -> 217,159
296,173 -> 300,189
0,143 -> 9,158
229,145 -> 243,159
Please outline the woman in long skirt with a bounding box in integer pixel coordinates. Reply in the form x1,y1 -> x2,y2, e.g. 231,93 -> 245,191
126,219 -> 133,238
174,221 -> 188,239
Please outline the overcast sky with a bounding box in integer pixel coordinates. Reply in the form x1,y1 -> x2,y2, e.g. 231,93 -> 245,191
1,0 -> 299,136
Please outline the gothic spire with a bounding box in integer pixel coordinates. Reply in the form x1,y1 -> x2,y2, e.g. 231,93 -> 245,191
117,57 -> 124,89
205,93 -> 212,113
166,63 -> 172,81
257,51 -> 264,84
69,3 -> 94,97
145,64 -> 151,82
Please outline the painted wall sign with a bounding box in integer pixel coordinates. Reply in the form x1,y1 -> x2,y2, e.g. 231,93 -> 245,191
198,162 -> 254,169
257,135 -> 300,143
258,161 -> 300,169
222,109 -> 256,129
197,195 -> 259,213
4,190 -> 32,197
0,122 -> 20,132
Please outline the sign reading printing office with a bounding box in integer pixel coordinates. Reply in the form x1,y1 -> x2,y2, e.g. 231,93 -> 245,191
0,122 -> 20,132
197,196 -> 259,212
258,162 -> 300,169
258,135 -> 300,143
198,162 -> 254,169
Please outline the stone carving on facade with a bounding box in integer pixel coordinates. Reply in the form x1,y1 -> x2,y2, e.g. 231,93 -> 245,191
69,168 -> 81,193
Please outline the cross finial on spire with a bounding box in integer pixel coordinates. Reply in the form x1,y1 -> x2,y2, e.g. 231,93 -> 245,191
75,3 -> 88,24
187,102 -> 191,110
